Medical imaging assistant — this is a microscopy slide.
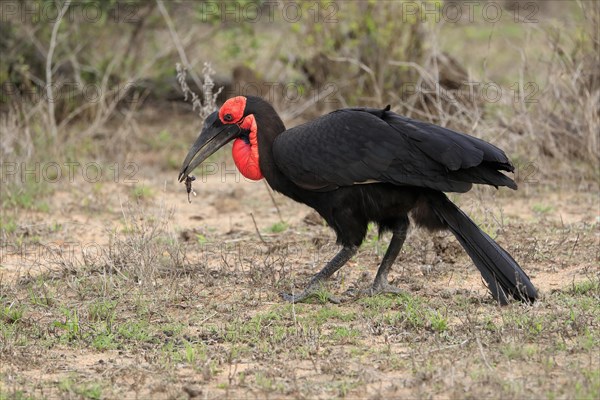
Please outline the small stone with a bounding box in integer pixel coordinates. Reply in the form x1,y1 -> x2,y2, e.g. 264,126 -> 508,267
183,384 -> 202,398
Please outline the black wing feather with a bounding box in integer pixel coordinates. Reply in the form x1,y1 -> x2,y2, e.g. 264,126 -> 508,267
272,108 -> 516,193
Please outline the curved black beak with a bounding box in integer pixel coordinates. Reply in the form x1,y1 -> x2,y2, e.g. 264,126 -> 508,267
178,111 -> 240,182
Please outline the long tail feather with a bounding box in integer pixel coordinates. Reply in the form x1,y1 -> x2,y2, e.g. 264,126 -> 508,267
429,193 -> 537,304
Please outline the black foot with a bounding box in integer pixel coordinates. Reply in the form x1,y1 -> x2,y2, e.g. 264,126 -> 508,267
281,284 -> 340,304
280,245 -> 358,304
370,282 -> 405,296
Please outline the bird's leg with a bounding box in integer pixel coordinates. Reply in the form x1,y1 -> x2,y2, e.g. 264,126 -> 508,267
282,245 -> 358,303
370,221 -> 409,295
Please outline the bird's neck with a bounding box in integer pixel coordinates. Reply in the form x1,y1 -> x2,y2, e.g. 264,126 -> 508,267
254,113 -> 293,193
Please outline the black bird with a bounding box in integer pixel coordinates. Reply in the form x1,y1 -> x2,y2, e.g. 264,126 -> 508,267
179,96 -> 537,304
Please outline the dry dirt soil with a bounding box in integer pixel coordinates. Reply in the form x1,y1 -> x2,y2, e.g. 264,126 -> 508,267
1,153 -> 599,399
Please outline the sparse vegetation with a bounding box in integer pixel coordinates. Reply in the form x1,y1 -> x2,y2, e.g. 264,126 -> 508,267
130,184 -> 155,201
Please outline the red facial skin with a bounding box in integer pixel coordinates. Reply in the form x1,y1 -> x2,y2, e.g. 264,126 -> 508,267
219,97 -> 263,181
218,96 -> 246,124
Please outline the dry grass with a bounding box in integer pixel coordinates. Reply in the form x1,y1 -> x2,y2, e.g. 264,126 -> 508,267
513,7 -> 599,171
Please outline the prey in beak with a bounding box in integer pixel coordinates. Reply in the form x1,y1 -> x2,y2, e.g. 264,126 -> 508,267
178,111 -> 241,182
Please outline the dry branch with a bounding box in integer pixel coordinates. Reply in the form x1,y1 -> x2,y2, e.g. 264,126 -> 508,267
45,0 -> 72,141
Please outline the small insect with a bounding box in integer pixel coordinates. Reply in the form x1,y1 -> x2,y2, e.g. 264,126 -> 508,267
185,175 -> 196,203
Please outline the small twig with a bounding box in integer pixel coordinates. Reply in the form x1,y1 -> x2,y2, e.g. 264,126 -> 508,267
567,232 -> 580,264
262,180 -> 284,223
250,213 -> 268,245
197,312 -> 217,326
155,0 -> 202,89
476,337 -> 494,371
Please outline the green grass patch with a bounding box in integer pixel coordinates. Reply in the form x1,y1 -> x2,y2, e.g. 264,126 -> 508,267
130,184 -> 154,200
117,320 -> 153,343
268,222 -> 288,233
0,304 -> 25,324
532,203 -> 553,214
327,326 -> 361,343
568,279 -> 600,296
58,376 -> 103,400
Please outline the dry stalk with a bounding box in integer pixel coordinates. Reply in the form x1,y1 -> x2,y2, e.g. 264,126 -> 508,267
176,63 -> 223,120
45,0 -> 72,141
156,0 -> 203,90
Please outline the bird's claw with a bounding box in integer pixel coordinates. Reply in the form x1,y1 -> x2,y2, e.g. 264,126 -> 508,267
369,282 -> 405,296
281,277 -> 404,303
281,286 -> 341,304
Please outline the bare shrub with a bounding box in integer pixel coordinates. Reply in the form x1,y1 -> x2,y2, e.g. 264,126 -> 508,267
100,202 -> 188,288
286,1 -> 597,177
292,2 -> 424,105
1,1 -> 219,165
176,62 -> 223,120
0,104 -> 35,169
509,3 -> 599,173
287,2 -> 477,125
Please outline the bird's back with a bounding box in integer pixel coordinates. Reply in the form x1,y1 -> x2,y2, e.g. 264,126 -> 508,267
273,107 -> 517,193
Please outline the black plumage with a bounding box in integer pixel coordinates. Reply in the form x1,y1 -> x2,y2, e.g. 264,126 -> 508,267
179,96 -> 538,305
273,107 -> 516,193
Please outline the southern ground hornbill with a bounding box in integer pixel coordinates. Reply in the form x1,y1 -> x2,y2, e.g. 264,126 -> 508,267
179,95 -> 537,304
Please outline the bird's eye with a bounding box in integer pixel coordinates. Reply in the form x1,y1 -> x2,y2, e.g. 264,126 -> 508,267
224,113 -> 233,122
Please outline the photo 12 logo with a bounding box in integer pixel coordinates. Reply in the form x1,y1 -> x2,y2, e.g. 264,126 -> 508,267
399,81 -> 539,104
0,1 -> 141,24
400,1 -> 539,23
1,162 -> 139,184
0,240 -> 103,266
1,80 -> 138,105
196,1 -> 338,23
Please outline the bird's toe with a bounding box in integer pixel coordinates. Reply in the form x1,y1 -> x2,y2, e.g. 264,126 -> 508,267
281,292 -> 308,303
281,289 -> 340,304
366,283 -> 405,297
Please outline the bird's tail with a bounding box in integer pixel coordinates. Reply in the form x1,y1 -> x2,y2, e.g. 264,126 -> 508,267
427,193 -> 537,304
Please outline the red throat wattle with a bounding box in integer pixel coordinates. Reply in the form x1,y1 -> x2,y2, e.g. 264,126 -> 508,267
232,114 -> 263,180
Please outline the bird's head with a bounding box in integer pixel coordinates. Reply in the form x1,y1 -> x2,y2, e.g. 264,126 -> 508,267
178,96 -> 268,183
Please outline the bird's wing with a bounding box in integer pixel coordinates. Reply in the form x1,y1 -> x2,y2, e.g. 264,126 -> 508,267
272,108 -> 516,193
